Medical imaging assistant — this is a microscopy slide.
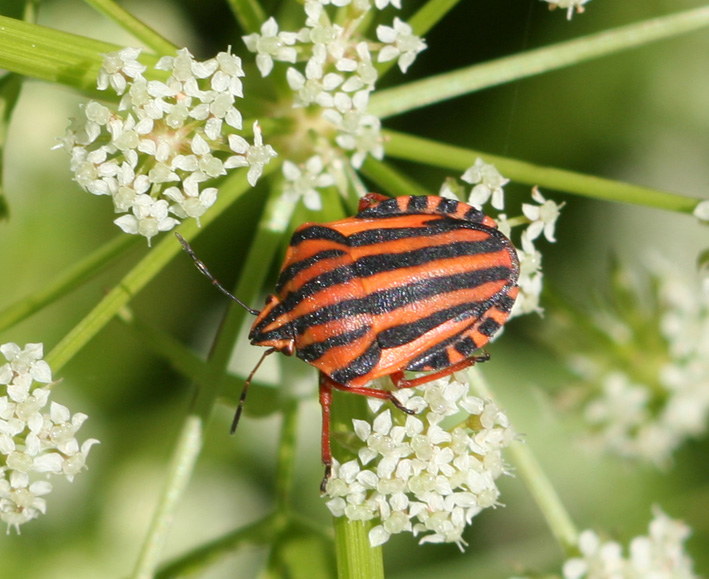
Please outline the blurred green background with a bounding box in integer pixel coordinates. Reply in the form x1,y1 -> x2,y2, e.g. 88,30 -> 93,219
1,0 -> 708,577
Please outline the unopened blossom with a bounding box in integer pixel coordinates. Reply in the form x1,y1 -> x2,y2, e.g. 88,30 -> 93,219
542,0 -> 591,20
561,507 -> 697,579
324,373 -> 514,549
60,48 -> 274,242
0,343 -> 98,532
463,158 -> 509,210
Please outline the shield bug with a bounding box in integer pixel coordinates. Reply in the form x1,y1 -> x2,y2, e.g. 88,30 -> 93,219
178,193 -> 520,490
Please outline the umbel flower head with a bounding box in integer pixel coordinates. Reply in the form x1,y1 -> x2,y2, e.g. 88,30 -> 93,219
243,0 -> 427,208
561,507 -> 697,579
59,47 -> 276,244
0,343 -> 98,532
324,372 -> 515,549
549,260 -> 709,466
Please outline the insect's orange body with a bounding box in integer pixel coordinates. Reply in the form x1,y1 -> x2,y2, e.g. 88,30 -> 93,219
180,193 -> 519,489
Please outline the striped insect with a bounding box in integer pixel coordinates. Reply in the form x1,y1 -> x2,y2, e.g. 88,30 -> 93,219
178,193 -> 519,490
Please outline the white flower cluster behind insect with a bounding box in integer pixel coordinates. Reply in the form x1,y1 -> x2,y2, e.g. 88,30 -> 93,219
541,0 -> 591,20
559,507 -> 697,579
324,373 -> 514,549
574,263 -> 709,466
441,160 -> 563,318
60,47 -> 276,244
0,343 -> 98,532
243,1 -> 426,210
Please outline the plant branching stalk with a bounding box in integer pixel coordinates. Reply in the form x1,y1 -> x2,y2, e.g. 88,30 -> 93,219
131,416 -> 204,579
130,183 -> 293,577
383,129 -> 701,213
370,6 -> 709,119
334,518 -> 384,579
468,368 -> 578,553
0,234 -> 140,332
80,0 -> 177,55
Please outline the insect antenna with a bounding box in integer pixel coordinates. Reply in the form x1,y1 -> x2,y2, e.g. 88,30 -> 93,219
231,348 -> 276,434
175,233 -> 261,316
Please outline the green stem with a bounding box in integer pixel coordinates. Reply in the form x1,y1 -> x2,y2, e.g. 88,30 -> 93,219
190,181 -> 294,420
0,14 -> 158,92
334,518 -> 384,579
130,183 -> 293,578
369,6 -> 709,119
360,157 -> 431,198
44,165 -> 275,373
226,0 -> 267,35
383,129 -> 701,213
275,398 -> 299,511
153,513 -> 284,578
80,0 -> 177,55
468,368 -> 578,553
0,234 -> 140,332
131,415 -> 204,579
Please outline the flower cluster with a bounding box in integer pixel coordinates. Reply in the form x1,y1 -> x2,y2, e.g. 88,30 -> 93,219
0,343 -> 98,532
324,373 -> 514,548
60,47 -> 276,244
441,161 -> 563,318
243,1 -> 426,208
542,0 -> 591,20
560,507 -> 697,579
556,261 -> 709,466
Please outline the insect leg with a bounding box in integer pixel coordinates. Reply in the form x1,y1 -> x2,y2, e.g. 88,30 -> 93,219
231,348 -> 277,434
389,352 -> 490,389
319,372 -> 334,493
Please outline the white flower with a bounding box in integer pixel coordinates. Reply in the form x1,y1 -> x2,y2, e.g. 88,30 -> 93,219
97,47 -> 146,95
0,343 -> 98,532
114,195 -> 179,244
693,199 -> 709,221
226,122 -> 278,186
522,187 -> 563,243
243,17 -> 298,77
376,18 -> 427,73
542,0 -> 591,20
561,507 -> 697,578
324,374 -> 514,549
62,48 -> 274,242
462,158 -> 509,210
282,156 -> 336,210
510,232 -> 543,317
